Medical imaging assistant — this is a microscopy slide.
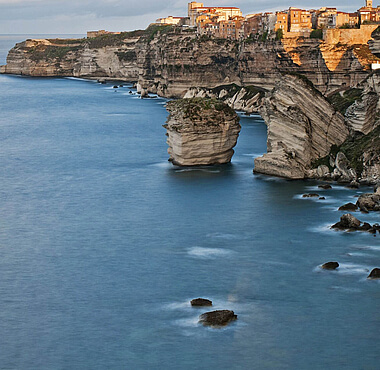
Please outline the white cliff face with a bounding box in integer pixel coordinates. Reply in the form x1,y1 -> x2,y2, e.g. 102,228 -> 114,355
346,73 -> 380,135
164,98 -> 241,166
254,74 -> 349,179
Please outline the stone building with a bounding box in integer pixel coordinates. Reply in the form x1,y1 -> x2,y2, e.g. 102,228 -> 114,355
188,1 -> 242,27
288,8 -> 312,32
274,12 -> 288,32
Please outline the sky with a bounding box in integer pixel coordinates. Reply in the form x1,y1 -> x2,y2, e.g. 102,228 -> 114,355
0,0 -> 370,35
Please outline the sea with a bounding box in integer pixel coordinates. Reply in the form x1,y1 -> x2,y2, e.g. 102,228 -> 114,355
0,35 -> 379,370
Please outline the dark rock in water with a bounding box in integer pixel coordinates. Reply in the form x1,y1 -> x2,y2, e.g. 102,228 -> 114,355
191,298 -> 212,307
97,79 -> 106,84
348,181 -> 360,189
359,222 -> 372,231
302,193 -> 320,198
113,85 -> 118,88
318,184 -> 332,189
367,268 -> 380,279
319,197 -> 326,200
338,203 -> 358,211
356,193 -> 380,212
321,261 -> 339,270
199,310 -> 237,327
119,84 -> 124,87
129,91 -> 133,94
332,213 -> 361,230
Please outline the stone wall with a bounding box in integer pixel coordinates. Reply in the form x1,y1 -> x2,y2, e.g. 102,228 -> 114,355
323,25 -> 378,45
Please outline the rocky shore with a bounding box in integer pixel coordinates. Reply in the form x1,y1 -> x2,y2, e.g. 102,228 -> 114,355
1,25 -> 379,182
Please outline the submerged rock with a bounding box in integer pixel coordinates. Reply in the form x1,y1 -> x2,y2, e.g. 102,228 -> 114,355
321,261 -> 339,270
367,268 -> 380,279
164,98 -> 241,166
318,184 -> 332,189
199,310 -> 237,327
302,193 -> 320,198
338,203 -> 358,211
191,298 -> 212,307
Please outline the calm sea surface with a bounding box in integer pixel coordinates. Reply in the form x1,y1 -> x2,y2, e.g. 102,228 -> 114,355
0,36 -> 379,369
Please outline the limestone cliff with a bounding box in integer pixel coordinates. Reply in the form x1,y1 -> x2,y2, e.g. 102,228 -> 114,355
164,98 -> 240,166
2,32 -> 142,80
254,74 -> 349,179
2,25 -> 378,97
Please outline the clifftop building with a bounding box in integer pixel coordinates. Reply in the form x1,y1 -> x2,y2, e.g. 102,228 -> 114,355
188,1 -> 242,27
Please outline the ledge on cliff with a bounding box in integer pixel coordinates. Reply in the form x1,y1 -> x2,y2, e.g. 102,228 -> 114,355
164,98 -> 241,166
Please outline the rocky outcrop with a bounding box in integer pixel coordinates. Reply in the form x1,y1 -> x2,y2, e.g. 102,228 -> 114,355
191,298 -> 212,307
356,192 -> 380,212
331,213 -> 379,233
164,98 -> 240,166
332,213 -> 361,230
254,74 -> 349,179
338,203 -> 358,211
321,262 -> 339,270
199,310 -> 237,326
367,268 -> 380,279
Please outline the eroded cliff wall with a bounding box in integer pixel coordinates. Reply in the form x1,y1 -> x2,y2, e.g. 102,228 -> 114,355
2,25 -> 378,98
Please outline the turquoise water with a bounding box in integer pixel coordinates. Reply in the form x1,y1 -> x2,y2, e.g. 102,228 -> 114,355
0,38 -> 379,369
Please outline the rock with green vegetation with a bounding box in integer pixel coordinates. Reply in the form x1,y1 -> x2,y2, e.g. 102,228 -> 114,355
164,98 -> 240,166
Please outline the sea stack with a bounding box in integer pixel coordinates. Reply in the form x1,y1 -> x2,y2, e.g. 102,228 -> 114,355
164,98 -> 241,166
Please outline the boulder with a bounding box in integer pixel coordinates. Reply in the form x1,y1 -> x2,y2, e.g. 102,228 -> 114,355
321,261 -> 339,270
338,203 -> 358,212
359,222 -> 372,231
199,310 -> 237,327
332,213 -> 361,230
318,184 -> 332,189
317,165 -> 330,178
335,152 -> 357,182
367,268 -> 380,279
319,197 -> 326,200
191,298 -> 212,307
356,193 -> 380,212
348,181 -> 360,189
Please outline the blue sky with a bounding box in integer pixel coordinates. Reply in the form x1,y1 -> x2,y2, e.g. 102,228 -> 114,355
0,0 -> 370,34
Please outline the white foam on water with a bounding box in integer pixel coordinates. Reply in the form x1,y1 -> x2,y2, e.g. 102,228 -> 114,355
174,316 -> 200,328
352,244 -> 380,252
206,232 -> 240,240
187,247 -> 233,259
334,263 -> 370,275
346,252 -> 373,257
241,153 -> 263,158
150,162 -> 172,169
330,286 -> 362,293
308,222 -> 343,234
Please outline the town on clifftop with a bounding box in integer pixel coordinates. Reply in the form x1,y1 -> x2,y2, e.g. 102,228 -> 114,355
88,0 -> 380,43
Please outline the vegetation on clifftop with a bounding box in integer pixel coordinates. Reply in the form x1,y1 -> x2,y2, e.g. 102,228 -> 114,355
167,98 -> 237,124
